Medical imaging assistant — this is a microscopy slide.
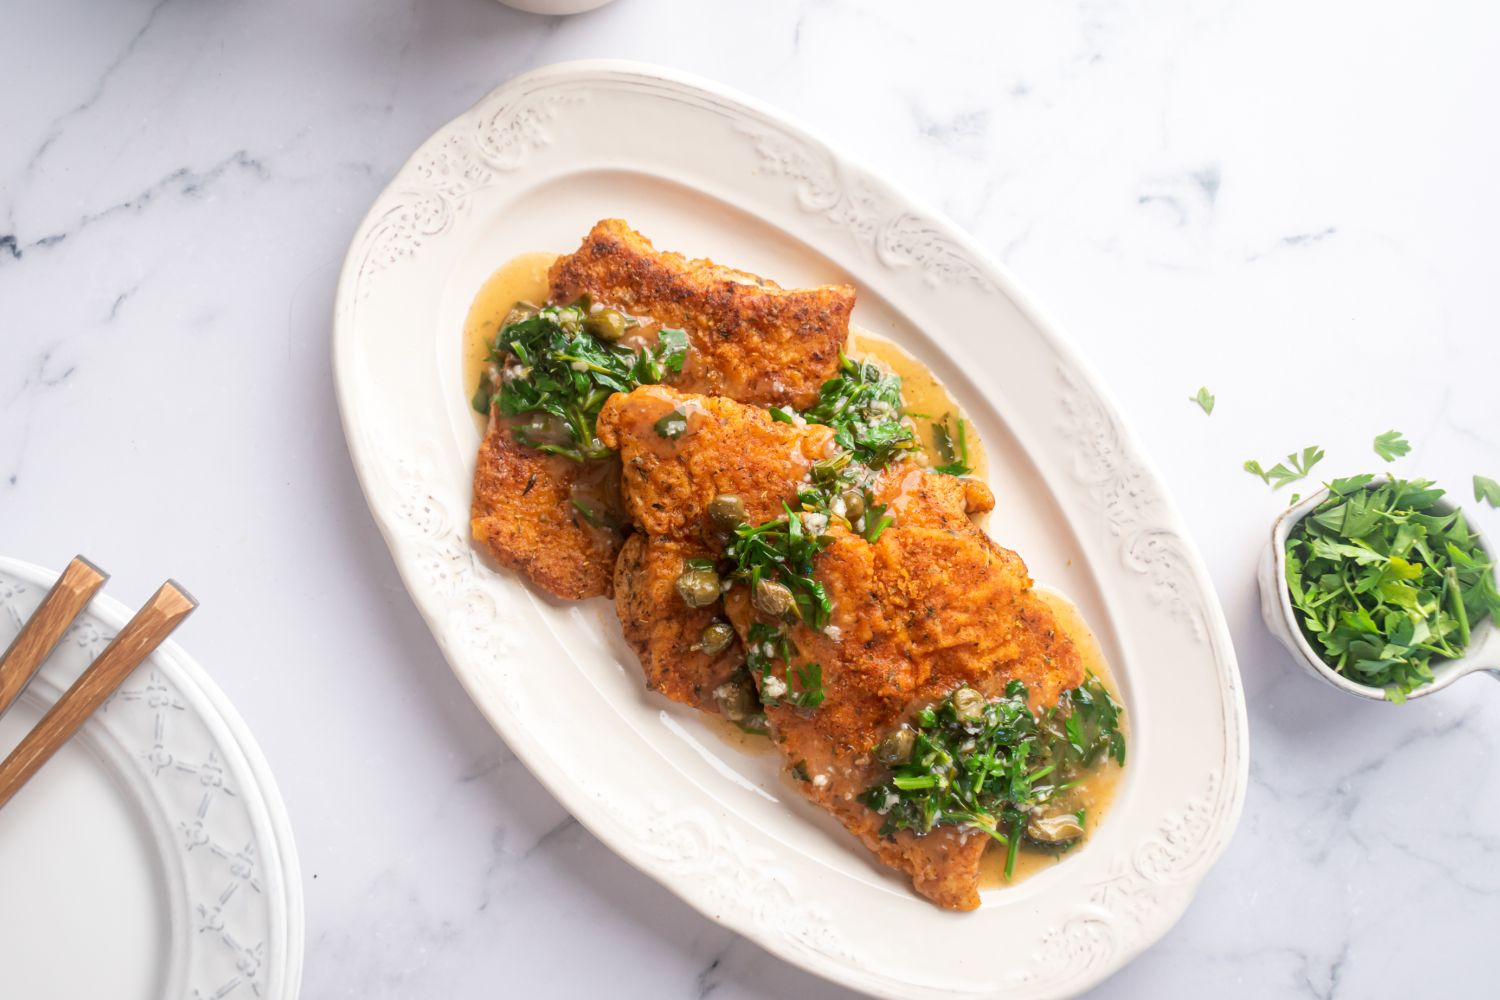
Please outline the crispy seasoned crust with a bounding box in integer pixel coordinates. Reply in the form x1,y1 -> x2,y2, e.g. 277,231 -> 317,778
724,522 -> 1081,910
604,386 -> 1082,909
597,384 -> 836,541
549,219 -> 854,410
614,534 -> 744,711
470,416 -> 619,600
472,219 -> 855,601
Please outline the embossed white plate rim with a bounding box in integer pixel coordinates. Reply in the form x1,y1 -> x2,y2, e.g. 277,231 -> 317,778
332,60 -> 1248,999
0,555 -> 305,1000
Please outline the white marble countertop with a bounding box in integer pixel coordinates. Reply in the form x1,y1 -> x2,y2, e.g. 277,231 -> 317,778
4,1 -> 1499,996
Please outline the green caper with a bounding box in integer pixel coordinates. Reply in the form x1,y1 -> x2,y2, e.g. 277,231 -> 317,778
951,687 -> 985,722
714,679 -> 756,722
501,301 -> 539,329
707,493 -> 748,532
1026,812 -> 1085,846
841,490 -> 866,521
584,307 -> 628,342
675,566 -> 722,608
695,620 -> 735,656
874,726 -> 916,765
752,578 -> 795,618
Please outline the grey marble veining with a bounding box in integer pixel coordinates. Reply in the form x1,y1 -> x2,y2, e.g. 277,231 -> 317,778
2,0 -> 1498,996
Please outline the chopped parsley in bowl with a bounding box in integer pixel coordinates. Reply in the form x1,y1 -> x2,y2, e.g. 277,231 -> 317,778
1273,476 -> 1500,702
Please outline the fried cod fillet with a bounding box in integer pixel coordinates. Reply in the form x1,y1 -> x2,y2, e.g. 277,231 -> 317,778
471,414 -> 623,600
471,219 -> 855,601
549,219 -> 854,410
614,534 -> 746,711
601,385 -> 1083,908
596,384 -> 836,540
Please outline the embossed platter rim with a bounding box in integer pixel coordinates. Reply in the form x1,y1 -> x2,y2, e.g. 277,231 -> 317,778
333,60 -> 1248,998
0,556 -> 304,1000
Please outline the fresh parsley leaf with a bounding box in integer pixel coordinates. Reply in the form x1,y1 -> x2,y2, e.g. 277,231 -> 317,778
768,406 -> 796,424
1329,474 -> 1375,496
1373,430 -> 1411,463
789,662 -> 825,709
744,622 -> 825,711
569,498 -> 621,533
725,504 -> 833,631
932,415 -> 971,476
654,408 -> 688,439
1244,445 -> 1324,490
1283,476 -> 1499,701
800,354 -> 916,469
862,501 -> 894,543
1189,386 -> 1215,415
655,327 -> 688,373
489,302 -> 690,462
471,370 -> 496,415
1475,475 -> 1500,509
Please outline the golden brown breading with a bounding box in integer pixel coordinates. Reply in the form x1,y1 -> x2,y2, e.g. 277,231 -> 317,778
604,386 -> 1082,909
872,460 -> 996,530
470,416 -> 621,600
597,384 -> 836,542
723,521 -> 1081,910
472,219 -> 855,602
614,534 -> 744,711
549,219 -> 854,410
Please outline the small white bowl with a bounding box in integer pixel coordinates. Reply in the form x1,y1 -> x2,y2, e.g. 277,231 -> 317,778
1258,482 -> 1500,701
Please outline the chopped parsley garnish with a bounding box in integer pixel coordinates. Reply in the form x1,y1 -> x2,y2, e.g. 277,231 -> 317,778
800,354 -> 917,468
863,677 -> 1125,878
742,621 -> 824,709
932,415 -> 971,476
861,501 -> 894,543
471,372 -> 496,415
789,662 -> 825,709
1244,445 -> 1324,490
1189,386 -> 1215,415
569,498 -> 607,530
768,406 -> 796,424
654,408 -> 688,439
725,504 -> 834,631
1285,476 -> 1500,701
1373,429 -> 1411,463
481,301 -> 688,462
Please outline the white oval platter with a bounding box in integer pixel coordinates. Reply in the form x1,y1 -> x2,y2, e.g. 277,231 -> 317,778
332,60 -> 1247,999
0,556 -> 304,1000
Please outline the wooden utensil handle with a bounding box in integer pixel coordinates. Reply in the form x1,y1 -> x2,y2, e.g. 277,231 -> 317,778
0,580 -> 197,811
0,556 -> 108,718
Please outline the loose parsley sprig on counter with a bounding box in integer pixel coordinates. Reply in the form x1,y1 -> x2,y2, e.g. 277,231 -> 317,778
475,301 -> 688,461
1373,430 -> 1411,463
863,677 -> 1125,878
1473,475 -> 1500,508
1285,476 -> 1500,701
1245,445 -> 1324,490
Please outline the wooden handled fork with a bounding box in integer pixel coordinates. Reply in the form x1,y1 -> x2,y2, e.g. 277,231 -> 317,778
0,556 -> 108,718
0,575 -> 197,811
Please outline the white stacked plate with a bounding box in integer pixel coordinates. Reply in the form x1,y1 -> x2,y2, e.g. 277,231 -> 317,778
0,556 -> 303,1000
